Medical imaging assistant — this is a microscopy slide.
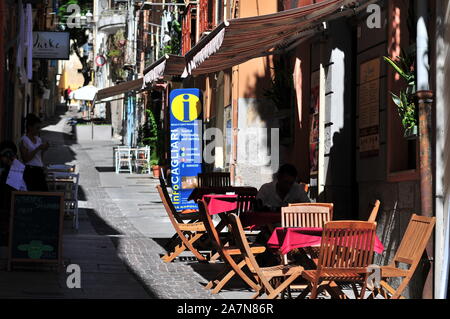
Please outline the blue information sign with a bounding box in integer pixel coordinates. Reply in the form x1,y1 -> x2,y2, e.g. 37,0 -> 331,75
169,89 -> 203,211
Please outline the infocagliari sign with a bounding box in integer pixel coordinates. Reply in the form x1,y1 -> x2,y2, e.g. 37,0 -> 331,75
169,89 -> 203,211
33,32 -> 70,60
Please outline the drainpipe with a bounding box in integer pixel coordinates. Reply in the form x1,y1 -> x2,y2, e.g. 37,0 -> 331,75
416,0 -> 434,299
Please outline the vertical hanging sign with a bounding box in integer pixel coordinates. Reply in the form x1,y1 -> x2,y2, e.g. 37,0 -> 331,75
169,89 -> 203,211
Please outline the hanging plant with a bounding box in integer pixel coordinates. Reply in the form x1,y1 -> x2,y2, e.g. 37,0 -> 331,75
383,48 -> 417,138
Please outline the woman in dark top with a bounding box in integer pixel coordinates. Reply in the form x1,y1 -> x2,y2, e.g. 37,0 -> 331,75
19,114 -> 49,191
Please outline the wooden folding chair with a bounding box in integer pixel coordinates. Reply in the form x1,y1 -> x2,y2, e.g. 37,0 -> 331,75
156,185 -> 208,263
299,221 -> 377,299
197,172 -> 231,187
284,203 -> 333,227
369,214 -> 435,299
367,200 -> 381,223
227,213 -> 304,299
280,204 -> 334,296
235,192 -> 257,216
281,204 -> 333,264
198,200 -> 265,294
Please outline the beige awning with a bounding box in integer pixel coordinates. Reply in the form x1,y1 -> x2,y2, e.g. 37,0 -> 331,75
95,78 -> 144,102
142,54 -> 185,89
182,0 -> 372,76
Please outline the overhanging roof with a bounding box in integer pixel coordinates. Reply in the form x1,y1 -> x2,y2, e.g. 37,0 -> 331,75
182,0 -> 367,76
94,55 -> 185,101
95,78 -> 143,102
142,54 -> 185,89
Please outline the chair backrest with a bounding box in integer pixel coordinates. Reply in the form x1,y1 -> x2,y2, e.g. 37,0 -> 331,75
117,147 -> 132,158
227,213 -> 271,286
317,221 -> 377,272
367,200 -> 381,223
48,172 -> 79,201
156,184 -> 183,224
136,146 -> 150,159
283,203 -> 333,228
236,194 -> 256,216
197,172 -> 231,187
392,214 -> 436,267
198,200 -> 225,252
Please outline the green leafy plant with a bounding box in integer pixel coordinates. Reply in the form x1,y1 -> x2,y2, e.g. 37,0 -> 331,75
138,108 -> 161,167
162,19 -> 182,55
383,48 -> 417,133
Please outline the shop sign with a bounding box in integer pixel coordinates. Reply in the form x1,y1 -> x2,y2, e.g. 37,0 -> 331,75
359,58 -> 380,158
169,89 -> 203,210
33,32 -> 70,60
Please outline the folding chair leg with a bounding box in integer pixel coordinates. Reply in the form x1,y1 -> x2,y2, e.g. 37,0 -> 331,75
297,285 -> 311,299
266,272 -> 303,299
380,280 -> 406,299
310,279 -> 321,299
162,232 -> 207,263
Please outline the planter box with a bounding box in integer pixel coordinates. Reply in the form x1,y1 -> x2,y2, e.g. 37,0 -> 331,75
75,124 -> 112,141
75,125 -> 92,141
93,125 -> 112,140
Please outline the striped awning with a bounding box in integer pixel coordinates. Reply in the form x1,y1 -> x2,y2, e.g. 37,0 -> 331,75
182,0 -> 365,76
142,54 -> 185,89
95,78 -> 143,102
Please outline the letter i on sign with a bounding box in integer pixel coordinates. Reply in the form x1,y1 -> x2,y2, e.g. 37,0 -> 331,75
183,95 -> 190,122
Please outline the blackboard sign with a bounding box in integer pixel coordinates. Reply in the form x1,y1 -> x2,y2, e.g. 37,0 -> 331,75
8,192 -> 64,270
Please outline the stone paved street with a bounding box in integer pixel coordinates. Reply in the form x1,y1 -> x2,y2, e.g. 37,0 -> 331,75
0,105 -> 254,299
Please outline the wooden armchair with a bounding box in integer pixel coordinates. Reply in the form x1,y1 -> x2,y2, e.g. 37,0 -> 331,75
368,200 -> 381,223
156,185 -> 207,263
370,214 -> 435,299
227,213 -> 304,299
198,200 -> 265,294
299,221 -> 377,299
197,172 -> 231,187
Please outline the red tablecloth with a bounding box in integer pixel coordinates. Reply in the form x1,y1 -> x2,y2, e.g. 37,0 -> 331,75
203,194 -> 238,215
188,186 -> 257,201
267,227 -> 385,255
239,211 -> 281,229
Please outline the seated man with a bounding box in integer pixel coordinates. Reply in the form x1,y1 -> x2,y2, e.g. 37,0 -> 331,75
256,164 -> 311,212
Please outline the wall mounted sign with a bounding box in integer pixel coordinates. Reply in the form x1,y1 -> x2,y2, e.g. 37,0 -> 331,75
359,58 -> 380,158
32,32 -> 70,60
169,89 -> 203,211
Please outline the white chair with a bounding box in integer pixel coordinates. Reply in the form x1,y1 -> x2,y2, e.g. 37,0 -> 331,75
134,146 -> 150,174
47,172 -> 80,229
115,146 -> 133,174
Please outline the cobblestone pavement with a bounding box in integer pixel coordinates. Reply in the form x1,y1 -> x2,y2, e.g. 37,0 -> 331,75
61,106 -> 238,299
0,107 -> 150,299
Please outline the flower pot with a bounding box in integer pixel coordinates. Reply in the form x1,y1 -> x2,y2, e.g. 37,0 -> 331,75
404,126 -> 418,140
152,165 -> 161,178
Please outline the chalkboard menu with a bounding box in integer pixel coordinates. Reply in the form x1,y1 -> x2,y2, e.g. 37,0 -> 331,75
8,192 -> 64,270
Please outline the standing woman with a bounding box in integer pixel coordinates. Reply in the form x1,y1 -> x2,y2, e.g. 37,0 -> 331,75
19,114 -> 49,191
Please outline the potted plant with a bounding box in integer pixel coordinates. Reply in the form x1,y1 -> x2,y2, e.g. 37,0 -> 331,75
384,48 -> 417,139
139,108 -> 162,178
